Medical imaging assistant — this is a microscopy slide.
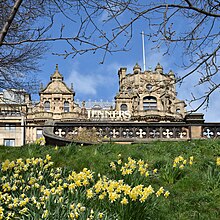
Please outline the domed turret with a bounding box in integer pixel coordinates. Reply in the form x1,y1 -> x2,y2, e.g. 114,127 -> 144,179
168,70 -> 175,78
133,63 -> 141,74
155,63 -> 163,74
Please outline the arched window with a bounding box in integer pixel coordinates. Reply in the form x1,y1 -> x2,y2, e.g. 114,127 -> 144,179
44,101 -> 50,112
120,104 -> 128,111
143,96 -> 157,110
64,101 -> 70,112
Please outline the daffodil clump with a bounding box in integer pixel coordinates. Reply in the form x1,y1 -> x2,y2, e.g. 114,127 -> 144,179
103,155 -> 171,219
0,154 -> 171,219
110,155 -> 159,180
0,155 -> 99,219
87,176 -> 163,204
35,137 -> 46,146
107,156 -> 170,203
173,155 -> 194,168
161,155 -> 194,184
203,156 -> 220,191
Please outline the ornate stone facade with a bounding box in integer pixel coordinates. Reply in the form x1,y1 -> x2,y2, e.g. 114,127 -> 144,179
28,64 -> 81,121
0,64 -> 208,146
25,64 -> 83,143
115,63 -> 186,122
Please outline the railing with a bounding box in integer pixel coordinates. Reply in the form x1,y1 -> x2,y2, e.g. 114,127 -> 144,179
52,122 -> 190,142
202,124 -> 220,138
36,120 -> 220,146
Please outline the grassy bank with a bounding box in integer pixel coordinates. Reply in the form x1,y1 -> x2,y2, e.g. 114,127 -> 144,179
0,140 -> 220,219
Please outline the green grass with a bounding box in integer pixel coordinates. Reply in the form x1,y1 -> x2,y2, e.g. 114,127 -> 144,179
0,140 -> 220,219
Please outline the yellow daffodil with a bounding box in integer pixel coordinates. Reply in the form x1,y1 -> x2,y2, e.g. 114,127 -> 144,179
0,206 -> 4,215
109,192 -> 119,203
117,159 -> 122,165
164,191 -> 170,198
153,169 -> 158,174
179,164 -> 184,169
145,171 -> 149,177
216,157 -> 220,166
98,212 -> 104,219
87,189 -> 94,198
80,206 -> 86,212
121,197 -> 129,205
110,162 -> 116,171
137,159 -> 144,166
156,187 -> 164,197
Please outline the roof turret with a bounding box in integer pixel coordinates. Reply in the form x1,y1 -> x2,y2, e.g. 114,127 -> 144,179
168,70 -> 175,76
50,64 -> 64,81
133,63 -> 141,74
155,63 -> 163,74
168,70 -> 175,80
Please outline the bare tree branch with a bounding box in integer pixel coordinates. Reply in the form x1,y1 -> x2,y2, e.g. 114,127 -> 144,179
0,0 -> 219,110
0,0 -> 23,46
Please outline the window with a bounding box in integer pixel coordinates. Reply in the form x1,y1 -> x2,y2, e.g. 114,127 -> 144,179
176,108 -> 180,113
143,96 -> 157,110
146,84 -> 153,91
36,130 -> 43,139
64,101 -> 70,112
4,139 -> 15,146
44,101 -> 50,112
5,124 -> 16,130
120,104 -> 128,111
92,105 -> 102,110
127,87 -> 132,93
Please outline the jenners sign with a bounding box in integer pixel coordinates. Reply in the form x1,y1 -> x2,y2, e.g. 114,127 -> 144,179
87,110 -> 131,121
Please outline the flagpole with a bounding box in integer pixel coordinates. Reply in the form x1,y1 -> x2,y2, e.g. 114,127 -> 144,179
142,31 -> 146,72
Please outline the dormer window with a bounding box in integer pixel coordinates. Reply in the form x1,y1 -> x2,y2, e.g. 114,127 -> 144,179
64,101 -> 70,112
44,101 -> 50,112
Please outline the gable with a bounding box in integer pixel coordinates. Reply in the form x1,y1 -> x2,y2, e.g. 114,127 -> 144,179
40,81 -> 73,94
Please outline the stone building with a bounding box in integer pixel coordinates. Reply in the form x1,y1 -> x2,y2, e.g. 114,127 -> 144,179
0,63 -> 207,146
115,63 -> 186,122
0,89 -> 30,146
26,64 -> 81,143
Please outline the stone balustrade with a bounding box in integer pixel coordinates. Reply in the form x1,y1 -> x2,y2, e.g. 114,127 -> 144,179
43,122 -> 220,145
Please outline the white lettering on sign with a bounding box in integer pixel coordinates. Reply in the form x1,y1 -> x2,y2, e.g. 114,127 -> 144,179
87,110 -> 131,120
